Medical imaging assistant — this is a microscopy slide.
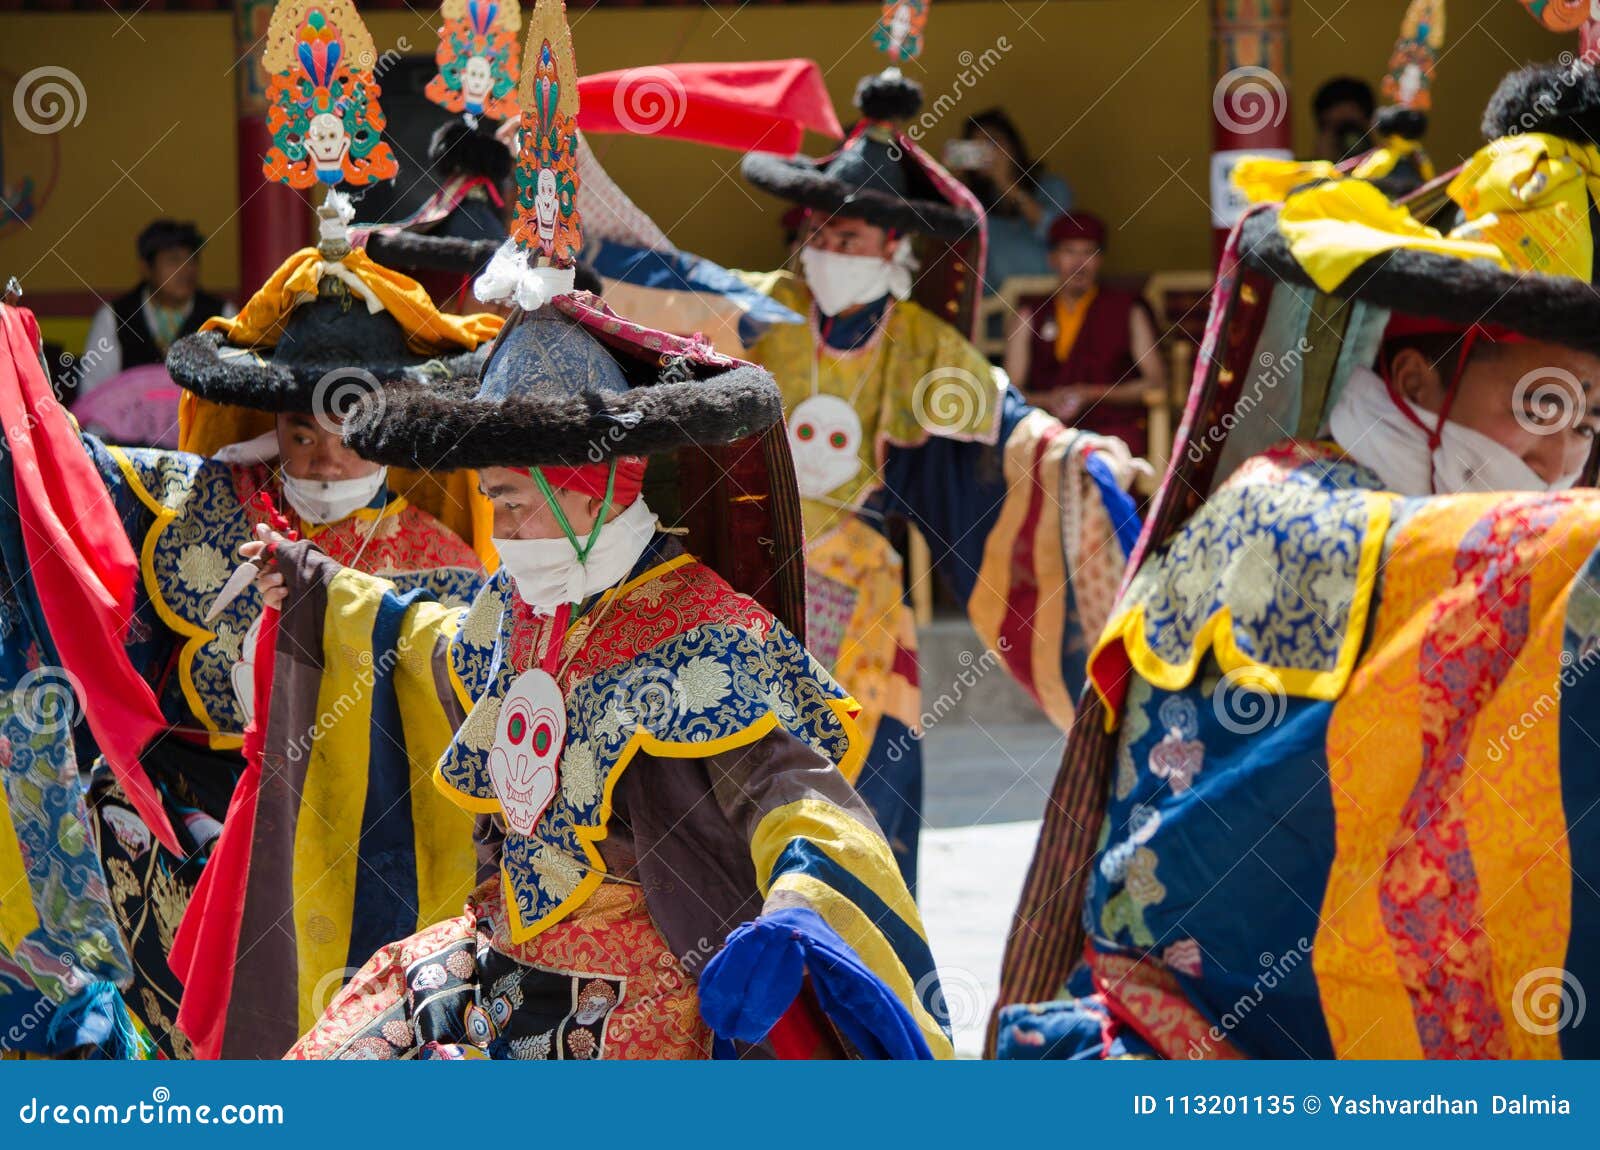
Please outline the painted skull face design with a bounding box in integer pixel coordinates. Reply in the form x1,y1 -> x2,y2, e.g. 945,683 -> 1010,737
411,962 -> 449,992
888,4 -> 912,52
534,168 -> 559,245
306,112 -> 350,173
1398,63 -> 1423,104
462,55 -> 494,109
573,980 -> 617,1026
787,393 -> 864,499
488,668 -> 566,835
101,806 -> 152,860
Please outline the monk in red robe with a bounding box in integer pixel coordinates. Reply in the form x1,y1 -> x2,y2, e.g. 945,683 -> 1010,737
1005,212 -> 1165,458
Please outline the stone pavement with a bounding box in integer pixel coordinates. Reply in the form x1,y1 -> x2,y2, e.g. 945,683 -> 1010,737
918,720 -> 1064,1058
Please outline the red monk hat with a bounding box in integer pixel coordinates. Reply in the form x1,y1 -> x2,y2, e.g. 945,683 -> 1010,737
1047,212 -> 1107,250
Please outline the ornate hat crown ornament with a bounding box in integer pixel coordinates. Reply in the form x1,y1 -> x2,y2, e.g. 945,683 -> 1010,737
1382,0 -> 1445,112
262,0 -> 399,258
426,0 -> 523,124
872,0 -> 928,66
473,0 -> 582,309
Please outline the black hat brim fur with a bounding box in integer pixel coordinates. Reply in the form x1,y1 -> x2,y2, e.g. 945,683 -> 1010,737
1239,206 -> 1600,356
364,231 -> 501,276
166,331 -> 489,413
742,152 -> 976,241
343,364 -> 783,471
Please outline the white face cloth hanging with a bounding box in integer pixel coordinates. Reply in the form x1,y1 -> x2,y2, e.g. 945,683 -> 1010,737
280,467 -> 388,524
1327,364 -> 1582,495
492,497 -> 659,616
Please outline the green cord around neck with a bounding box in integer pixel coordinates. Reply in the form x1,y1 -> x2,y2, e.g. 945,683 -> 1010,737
531,458 -> 618,566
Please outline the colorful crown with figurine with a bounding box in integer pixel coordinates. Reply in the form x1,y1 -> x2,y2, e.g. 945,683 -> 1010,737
871,0 -> 929,65
1381,0 -> 1445,111
426,0 -> 522,122
510,0 -> 582,269
261,0 -> 399,190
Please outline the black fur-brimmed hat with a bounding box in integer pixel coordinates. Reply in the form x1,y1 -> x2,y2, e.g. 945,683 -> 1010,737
741,69 -> 978,241
344,291 -> 807,641
166,280 -> 491,416
1236,202 -> 1600,356
360,121 -> 514,278
343,292 -> 783,471
1481,60 -> 1600,146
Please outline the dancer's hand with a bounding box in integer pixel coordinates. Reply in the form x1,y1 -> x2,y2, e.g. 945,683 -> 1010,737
240,523 -> 290,609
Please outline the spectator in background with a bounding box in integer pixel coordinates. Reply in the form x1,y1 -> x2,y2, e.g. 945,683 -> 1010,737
950,109 -> 1073,293
1005,211 -> 1165,458
1312,76 -> 1376,163
75,219 -> 233,396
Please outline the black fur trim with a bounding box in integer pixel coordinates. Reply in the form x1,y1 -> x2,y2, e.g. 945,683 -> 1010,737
741,152 -> 976,240
429,120 -> 514,183
365,231 -> 500,275
1481,61 -> 1600,144
165,331 -> 487,412
1239,206 -> 1600,356
342,365 -> 784,470
1372,105 -> 1427,141
573,260 -> 604,297
855,69 -> 923,122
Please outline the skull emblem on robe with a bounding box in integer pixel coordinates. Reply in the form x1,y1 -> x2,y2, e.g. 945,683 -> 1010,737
488,668 -> 566,835
787,393 -> 864,500
461,55 -> 494,113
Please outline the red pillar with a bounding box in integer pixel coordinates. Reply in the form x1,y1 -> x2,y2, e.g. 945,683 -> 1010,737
235,0 -> 309,294
1208,0 -> 1292,261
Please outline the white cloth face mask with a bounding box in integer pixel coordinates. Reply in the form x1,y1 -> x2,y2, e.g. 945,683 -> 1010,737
1432,418 -> 1583,494
494,497 -> 659,615
281,466 -> 389,524
800,247 -> 908,316
1328,364 -> 1581,495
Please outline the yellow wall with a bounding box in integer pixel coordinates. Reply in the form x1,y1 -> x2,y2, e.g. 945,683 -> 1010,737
0,0 -> 1571,308
2,14 -> 242,295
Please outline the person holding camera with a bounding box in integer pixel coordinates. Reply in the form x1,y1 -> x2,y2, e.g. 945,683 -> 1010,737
949,109 -> 1074,294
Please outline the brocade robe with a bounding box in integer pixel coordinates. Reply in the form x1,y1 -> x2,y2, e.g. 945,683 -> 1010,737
0,437 -> 482,1058
998,441 -> 1600,1060
742,271 -> 1139,889
268,534 -> 952,1060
